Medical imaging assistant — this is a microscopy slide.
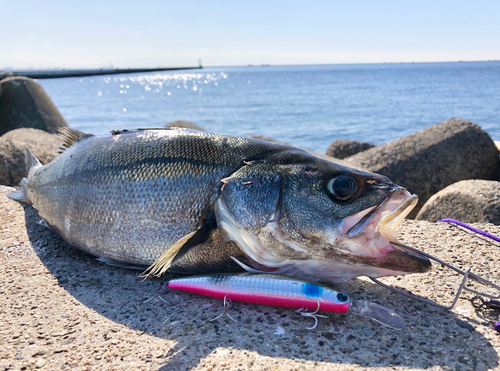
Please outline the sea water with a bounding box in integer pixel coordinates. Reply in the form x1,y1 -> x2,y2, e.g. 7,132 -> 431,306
39,62 -> 500,153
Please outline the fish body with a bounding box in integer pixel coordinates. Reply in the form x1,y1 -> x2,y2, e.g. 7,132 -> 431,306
8,128 -> 431,284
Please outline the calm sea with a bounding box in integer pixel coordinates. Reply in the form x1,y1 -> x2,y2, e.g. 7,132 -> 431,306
39,62 -> 500,153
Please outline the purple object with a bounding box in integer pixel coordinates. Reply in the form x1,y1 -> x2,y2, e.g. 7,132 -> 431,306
495,321 -> 500,332
438,218 -> 500,243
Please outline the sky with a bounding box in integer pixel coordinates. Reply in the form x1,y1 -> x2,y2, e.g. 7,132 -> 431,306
1,0 -> 500,69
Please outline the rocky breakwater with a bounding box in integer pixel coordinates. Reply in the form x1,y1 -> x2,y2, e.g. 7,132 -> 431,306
165,120 -> 206,131
326,139 -> 375,159
416,180 -> 500,224
0,76 -> 68,136
0,129 -> 61,186
343,118 -> 499,218
0,76 -> 67,185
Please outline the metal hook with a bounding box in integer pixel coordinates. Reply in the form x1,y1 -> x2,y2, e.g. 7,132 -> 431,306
390,241 -> 500,299
370,240 -> 500,309
145,285 -> 169,304
210,295 -> 239,323
371,267 -> 471,310
294,299 -> 327,330
471,295 -> 500,310
143,294 -> 157,303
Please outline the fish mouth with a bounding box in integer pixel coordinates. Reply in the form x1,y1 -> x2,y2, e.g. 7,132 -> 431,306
342,190 -> 418,241
342,190 -> 431,275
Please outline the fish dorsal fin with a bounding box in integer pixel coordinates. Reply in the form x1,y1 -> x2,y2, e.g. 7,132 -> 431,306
110,128 -> 179,135
142,214 -> 217,277
57,128 -> 94,154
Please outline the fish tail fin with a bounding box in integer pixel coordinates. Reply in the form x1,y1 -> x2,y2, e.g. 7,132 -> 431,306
7,177 -> 30,204
6,146 -> 41,204
24,145 -> 42,171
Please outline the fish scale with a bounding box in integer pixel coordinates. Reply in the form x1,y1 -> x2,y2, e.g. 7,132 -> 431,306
22,129 -> 298,266
8,128 -> 431,282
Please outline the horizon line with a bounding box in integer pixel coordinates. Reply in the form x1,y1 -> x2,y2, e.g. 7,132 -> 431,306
3,59 -> 500,72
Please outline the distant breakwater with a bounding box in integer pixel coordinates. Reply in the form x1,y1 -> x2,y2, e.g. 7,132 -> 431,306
0,66 -> 202,80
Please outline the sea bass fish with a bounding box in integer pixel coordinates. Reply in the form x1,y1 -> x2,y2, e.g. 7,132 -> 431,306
8,128 -> 430,284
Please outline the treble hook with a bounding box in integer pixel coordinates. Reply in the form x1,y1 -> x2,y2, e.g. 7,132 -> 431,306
294,299 -> 327,330
471,295 -> 500,310
210,295 -> 239,323
370,240 -> 500,310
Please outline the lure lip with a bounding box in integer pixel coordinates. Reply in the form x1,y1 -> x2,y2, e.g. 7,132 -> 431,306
350,299 -> 406,330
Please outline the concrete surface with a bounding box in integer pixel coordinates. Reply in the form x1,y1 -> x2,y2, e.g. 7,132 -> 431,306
1,185 -> 500,371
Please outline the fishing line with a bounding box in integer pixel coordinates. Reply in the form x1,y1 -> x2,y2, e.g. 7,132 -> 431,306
438,218 -> 500,243
439,218 -> 500,332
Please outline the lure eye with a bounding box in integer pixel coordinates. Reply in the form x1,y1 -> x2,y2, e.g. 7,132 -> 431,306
337,293 -> 349,302
327,175 -> 357,201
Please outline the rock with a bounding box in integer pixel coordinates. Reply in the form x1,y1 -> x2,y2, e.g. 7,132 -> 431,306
247,135 -> 285,144
0,128 -> 60,186
165,120 -> 205,131
415,180 -> 500,224
0,77 -> 68,136
326,139 -> 375,159
494,141 -> 500,152
0,71 -> 13,81
345,118 -> 499,217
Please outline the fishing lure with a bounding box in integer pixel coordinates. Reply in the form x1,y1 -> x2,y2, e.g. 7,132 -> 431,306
165,273 -> 406,330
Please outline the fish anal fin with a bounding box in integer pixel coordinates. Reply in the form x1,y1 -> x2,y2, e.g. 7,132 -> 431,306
97,257 -> 148,271
57,128 -> 94,154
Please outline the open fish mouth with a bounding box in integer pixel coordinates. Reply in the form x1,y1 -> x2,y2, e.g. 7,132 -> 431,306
342,190 -> 418,243
342,190 -> 431,275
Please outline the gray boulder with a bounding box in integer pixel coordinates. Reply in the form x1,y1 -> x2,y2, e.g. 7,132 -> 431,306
345,118 -> 499,217
326,139 -> 375,159
165,120 -> 205,131
0,71 -> 13,81
0,77 -> 68,136
416,180 -> 500,224
247,135 -> 284,144
0,128 -> 60,186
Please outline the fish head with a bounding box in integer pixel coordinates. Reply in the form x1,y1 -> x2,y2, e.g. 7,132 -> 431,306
216,154 -> 431,284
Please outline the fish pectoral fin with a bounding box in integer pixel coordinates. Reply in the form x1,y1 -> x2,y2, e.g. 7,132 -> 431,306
142,216 -> 217,277
142,231 -> 198,277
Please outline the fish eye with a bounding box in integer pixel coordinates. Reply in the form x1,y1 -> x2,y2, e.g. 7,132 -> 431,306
327,175 -> 357,201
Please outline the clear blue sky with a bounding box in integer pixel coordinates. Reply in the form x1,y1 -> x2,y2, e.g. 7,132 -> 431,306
1,0 -> 499,69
